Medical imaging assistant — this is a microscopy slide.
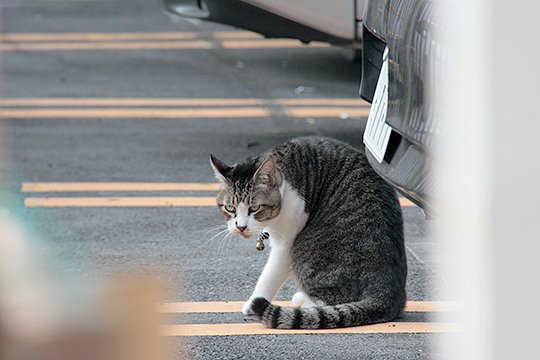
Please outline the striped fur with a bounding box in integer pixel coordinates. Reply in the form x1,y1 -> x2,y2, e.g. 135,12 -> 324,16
251,297 -> 404,329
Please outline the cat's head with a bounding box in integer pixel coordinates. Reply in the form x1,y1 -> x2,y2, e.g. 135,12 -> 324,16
209,154 -> 282,239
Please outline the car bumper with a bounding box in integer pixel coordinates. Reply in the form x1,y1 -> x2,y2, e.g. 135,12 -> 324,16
360,0 -> 446,216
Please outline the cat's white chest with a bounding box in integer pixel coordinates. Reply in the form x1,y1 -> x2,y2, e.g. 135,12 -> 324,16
242,180 -> 308,312
265,180 -> 308,247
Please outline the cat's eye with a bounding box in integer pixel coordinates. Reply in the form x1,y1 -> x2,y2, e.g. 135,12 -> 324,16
224,205 -> 236,213
249,205 -> 261,213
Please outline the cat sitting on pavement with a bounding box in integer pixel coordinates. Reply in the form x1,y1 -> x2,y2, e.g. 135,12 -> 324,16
210,136 -> 407,329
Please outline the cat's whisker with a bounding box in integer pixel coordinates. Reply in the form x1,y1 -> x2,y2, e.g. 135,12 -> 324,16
206,225 -> 228,235
200,224 -> 228,237
202,228 -> 227,238
216,233 -> 225,257
217,231 -> 233,257
203,231 -> 229,247
206,228 -> 230,246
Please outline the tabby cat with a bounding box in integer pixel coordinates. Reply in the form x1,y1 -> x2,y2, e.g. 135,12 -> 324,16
209,136 -> 406,329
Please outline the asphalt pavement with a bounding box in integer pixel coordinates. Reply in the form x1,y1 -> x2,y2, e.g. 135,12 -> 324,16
1,0 -> 450,358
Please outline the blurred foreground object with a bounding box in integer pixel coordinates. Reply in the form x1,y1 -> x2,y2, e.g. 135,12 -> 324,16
435,0 -> 540,359
0,205 -> 168,360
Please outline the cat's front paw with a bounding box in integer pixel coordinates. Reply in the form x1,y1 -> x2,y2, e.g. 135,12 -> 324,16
242,299 -> 255,316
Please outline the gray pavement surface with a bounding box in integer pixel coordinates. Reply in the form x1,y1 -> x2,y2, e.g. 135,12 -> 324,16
1,0 -> 446,358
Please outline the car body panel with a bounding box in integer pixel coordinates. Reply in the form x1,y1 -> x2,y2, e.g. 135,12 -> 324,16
245,0 -> 356,40
361,0 -> 445,215
162,0 -> 367,45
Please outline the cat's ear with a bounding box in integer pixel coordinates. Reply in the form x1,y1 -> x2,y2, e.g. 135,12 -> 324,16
209,154 -> 231,185
253,157 -> 279,187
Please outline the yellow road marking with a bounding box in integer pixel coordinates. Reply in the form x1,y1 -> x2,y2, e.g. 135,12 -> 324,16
0,107 -> 371,119
24,197 -> 216,207
220,40 -> 328,49
286,107 -> 370,118
0,98 -> 369,107
21,182 -> 221,192
23,196 -> 415,207
0,32 -> 198,41
0,39 -> 327,52
0,107 -> 269,118
160,322 -> 458,336
0,31 -> 261,42
0,40 -> 214,51
0,31 -> 329,51
0,98 -> 263,107
276,99 -> 368,106
0,98 -> 371,119
211,31 -> 261,39
159,300 -> 457,314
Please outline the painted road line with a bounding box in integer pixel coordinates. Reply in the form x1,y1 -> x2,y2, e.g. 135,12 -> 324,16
0,32 -> 199,41
24,197 -> 216,207
275,99 -> 368,106
286,107 -> 370,118
0,98 -> 264,107
0,39 -> 326,52
24,197 -> 414,207
0,98 -> 369,107
159,301 -> 457,314
20,183 -> 415,207
220,40 -> 328,49
0,40 -> 215,51
0,107 -> 370,119
0,40 -> 216,51
0,31 -> 261,42
21,182 -> 221,193
211,31 -> 262,39
0,107 -> 269,119
160,322 -> 458,336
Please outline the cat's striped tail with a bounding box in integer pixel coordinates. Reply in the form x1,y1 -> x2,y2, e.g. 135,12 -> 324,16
250,297 -> 403,329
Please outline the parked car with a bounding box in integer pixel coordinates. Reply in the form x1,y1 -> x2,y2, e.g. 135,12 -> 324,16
161,0 -> 366,47
360,0 -> 445,216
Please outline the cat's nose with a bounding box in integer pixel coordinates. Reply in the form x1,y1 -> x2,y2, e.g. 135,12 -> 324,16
236,225 -> 247,232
